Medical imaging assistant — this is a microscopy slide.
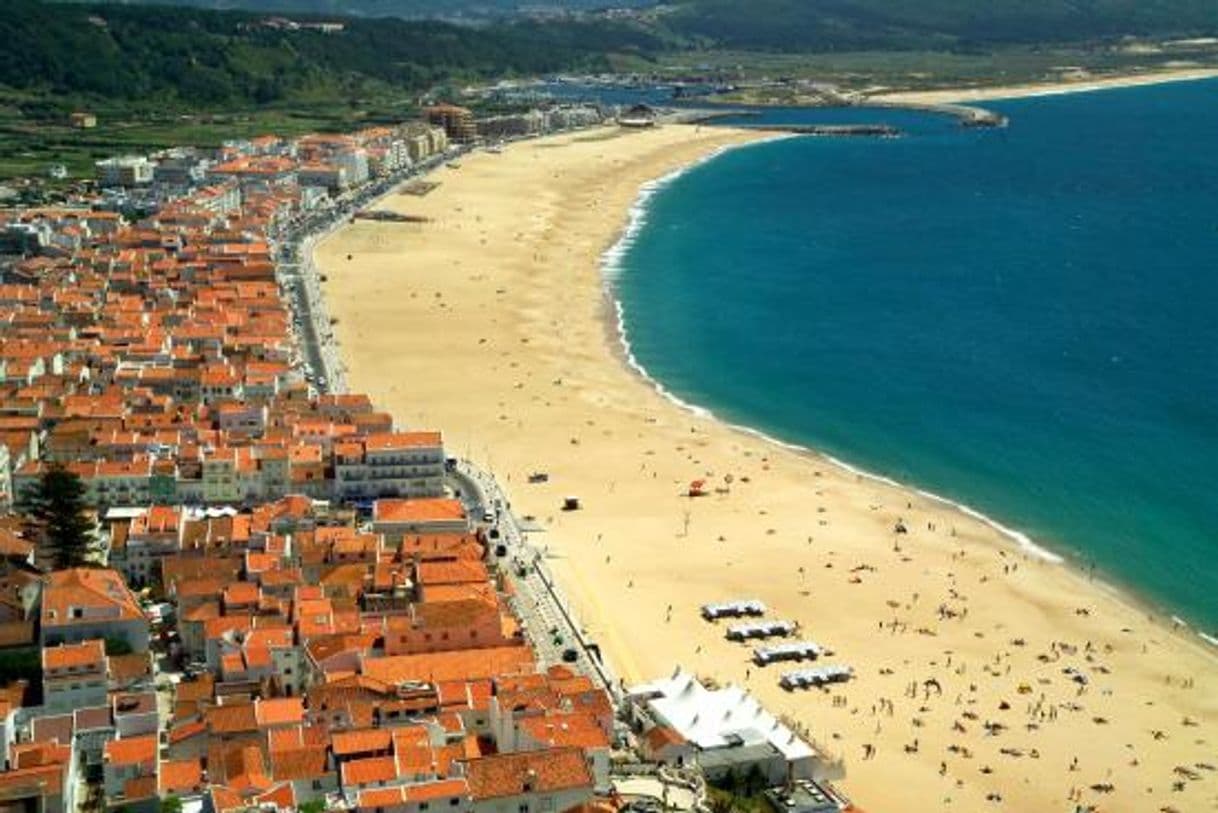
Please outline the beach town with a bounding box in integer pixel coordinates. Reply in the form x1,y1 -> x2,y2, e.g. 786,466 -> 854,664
0,84 -> 1214,813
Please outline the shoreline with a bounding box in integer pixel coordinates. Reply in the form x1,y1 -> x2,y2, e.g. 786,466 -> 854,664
596,131 -> 1218,658
317,122 -> 1218,812
871,65 -> 1218,104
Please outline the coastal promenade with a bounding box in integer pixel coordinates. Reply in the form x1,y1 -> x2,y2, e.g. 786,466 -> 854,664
449,460 -> 621,696
315,122 -> 1218,813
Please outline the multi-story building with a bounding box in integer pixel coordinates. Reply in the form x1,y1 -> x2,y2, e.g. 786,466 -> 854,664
335,431 -> 446,501
425,105 -> 477,143
41,638 -> 108,712
96,156 -> 155,187
41,568 -> 150,653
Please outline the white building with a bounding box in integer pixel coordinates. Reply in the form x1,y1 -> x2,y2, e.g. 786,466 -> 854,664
625,667 -> 843,785
335,431 -> 446,501
334,148 -> 370,187
97,156 -> 155,187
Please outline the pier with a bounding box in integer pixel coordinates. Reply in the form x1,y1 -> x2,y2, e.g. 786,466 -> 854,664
757,123 -> 902,137
865,100 -> 1009,128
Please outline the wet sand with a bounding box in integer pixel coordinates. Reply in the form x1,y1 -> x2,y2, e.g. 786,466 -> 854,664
317,123 -> 1218,812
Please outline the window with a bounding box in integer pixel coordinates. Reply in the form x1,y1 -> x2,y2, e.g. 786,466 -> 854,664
449,799 -> 460,807
420,804 -> 430,811
518,805 -> 529,813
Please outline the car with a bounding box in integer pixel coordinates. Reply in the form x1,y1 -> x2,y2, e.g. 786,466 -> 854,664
561,648 -> 579,663
482,511 -> 495,524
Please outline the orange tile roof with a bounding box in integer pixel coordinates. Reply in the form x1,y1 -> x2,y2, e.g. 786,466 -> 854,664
363,431 -> 442,451
42,639 -> 105,671
359,778 -> 471,809
42,568 -> 143,626
362,647 -> 535,685
160,758 -> 205,794
341,755 -> 398,786
517,712 -> 611,750
104,734 -> 158,767
465,748 -> 593,801
207,702 -> 258,735
417,560 -> 489,586
374,498 -> 466,524
331,728 -> 392,756
255,697 -> 305,727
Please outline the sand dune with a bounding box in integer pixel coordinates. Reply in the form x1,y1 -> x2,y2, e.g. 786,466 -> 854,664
873,66 -> 1218,104
317,123 -> 1218,812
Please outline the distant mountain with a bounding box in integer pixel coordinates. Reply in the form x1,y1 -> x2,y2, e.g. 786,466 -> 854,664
58,0 -> 660,20
67,0 -> 1218,44
3,0 -> 661,106
663,0 -> 1218,50
13,0 -> 1218,112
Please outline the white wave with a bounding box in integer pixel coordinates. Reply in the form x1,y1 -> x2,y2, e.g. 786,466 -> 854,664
1199,631 -> 1218,647
601,134 -> 1066,567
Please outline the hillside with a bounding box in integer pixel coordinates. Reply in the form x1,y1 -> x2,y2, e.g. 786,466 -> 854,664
2,0 -> 659,107
12,0 -> 1218,113
69,0 -> 1218,48
55,0 -> 659,19
662,0 -> 1218,50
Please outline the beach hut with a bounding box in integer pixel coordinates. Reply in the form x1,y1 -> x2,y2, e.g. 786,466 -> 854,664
753,641 -> 823,667
700,600 -> 766,621
779,665 -> 853,691
726,620 -> 797,642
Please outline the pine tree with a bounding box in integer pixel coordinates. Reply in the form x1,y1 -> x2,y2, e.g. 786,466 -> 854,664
23,464 -> 95,570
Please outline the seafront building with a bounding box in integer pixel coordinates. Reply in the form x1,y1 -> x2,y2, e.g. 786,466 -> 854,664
0,106 -> 852,813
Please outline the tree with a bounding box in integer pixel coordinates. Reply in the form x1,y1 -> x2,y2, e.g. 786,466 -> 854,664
298,800 -> 325,813
24,464 -> 95,569
160,797 -> 182,813
708,793 -> 736,813
104,637 -> 134,657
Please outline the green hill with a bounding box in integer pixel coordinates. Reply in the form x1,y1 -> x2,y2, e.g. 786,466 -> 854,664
1,0 -> 660,107
9,0 -> 1218,110
57,0 -> 658,18
662,0 -> 1218,50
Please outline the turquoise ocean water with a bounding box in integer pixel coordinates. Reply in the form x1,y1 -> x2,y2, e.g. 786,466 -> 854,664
610,80 -> 1218,637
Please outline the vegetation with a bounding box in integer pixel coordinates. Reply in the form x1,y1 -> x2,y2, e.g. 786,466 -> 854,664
705,772 -> 770,813
104,636 -> 136,656
22,464 -> 96,569
67,0 -> 1218,49
59,0 -> 657,17
662,0 -> 1218,51
0,648 -> 40,687
3,1 -> 659,107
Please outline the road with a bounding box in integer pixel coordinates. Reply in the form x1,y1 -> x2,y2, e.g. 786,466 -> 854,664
450,461 -> 620,698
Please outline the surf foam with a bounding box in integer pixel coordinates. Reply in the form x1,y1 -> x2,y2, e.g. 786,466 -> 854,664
600,134 -> 1066,565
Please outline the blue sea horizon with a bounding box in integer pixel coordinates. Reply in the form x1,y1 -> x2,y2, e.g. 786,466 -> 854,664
611,79 -> 1218,637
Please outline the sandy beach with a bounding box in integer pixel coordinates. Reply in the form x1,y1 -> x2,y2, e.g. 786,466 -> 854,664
873,66 -> 1218,104
317,123 -> 1218,812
